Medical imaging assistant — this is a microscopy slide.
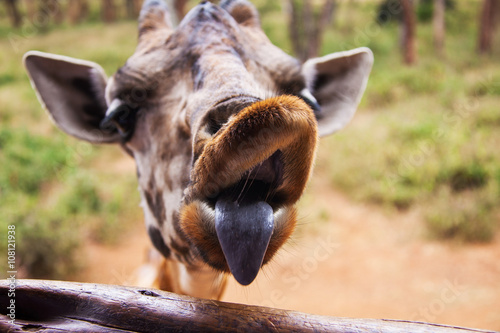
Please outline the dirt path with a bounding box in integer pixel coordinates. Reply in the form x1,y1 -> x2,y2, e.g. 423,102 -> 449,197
76,173 -> 500,331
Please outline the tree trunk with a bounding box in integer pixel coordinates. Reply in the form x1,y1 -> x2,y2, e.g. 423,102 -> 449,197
134,0 -> 142,16
37,0 -> 51,30
174,0 -> 188,21
124,0 -> 141,19
102,0 -> 116,23
310,0 -> 335,58
5,0 -> 22,28
68,0 -> 89,25
24,0 -> 36,22
433,0 -> 445,56
303,0 -> 315,60
67,0 -> 80,24
478,0 -> 499,54
400,0 -> 417,65
287,0 -> 304,60
45,0 -> 64,24
125,0 -> 134,19
287,0 -> 336,62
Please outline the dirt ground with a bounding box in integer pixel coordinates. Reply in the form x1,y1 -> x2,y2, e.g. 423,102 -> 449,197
77,166 -> 500,331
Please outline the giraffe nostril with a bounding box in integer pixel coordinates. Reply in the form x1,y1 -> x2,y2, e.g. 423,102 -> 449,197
206,115 -> 224,136
203,95 -> 261,136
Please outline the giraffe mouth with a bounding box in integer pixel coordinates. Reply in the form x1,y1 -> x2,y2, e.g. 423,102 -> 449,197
212,151 -> 283,285
181,95 -> 318,284
208,150 -> 284,208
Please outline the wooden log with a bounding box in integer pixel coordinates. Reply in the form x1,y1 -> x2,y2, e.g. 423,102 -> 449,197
0,279 -> 495,333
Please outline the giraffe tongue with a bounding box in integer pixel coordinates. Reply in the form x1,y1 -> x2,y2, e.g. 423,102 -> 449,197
215,197 -> 274,286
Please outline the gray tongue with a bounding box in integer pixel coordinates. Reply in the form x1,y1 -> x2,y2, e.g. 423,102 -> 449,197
215,198 -> 274,286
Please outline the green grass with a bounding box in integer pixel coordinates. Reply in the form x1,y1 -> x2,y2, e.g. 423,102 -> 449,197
0,125 -> 141,278
0,0 -> 499,279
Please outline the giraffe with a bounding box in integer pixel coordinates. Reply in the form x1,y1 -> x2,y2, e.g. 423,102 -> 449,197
23,0 -> 373,300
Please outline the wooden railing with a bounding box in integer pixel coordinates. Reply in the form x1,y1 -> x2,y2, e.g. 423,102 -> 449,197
0,280 -> 495,332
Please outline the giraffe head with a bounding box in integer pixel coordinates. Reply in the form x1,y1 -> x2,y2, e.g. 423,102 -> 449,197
24,0 -> 372,297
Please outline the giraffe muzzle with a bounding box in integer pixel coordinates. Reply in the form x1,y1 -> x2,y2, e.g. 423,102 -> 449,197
188,95 -> 318,206
181,95 -> 318,283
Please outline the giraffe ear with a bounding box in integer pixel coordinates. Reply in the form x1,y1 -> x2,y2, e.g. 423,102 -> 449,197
302,47 -> 373,137
24,51 -> 122,143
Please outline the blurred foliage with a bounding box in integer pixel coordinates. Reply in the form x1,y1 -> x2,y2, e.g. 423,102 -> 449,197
0,0 -> 499,281
0,125 -> 141,278
376,0 -> 456,25
0,128 -> 67,194
0,17 -> 140,279
314,0 -> 500,243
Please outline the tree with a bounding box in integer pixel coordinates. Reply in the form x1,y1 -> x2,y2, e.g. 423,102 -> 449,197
126,0 -> 135,19
38,0 -> 64,27
286,0 -> 337,62
25,0 -> 36,23
174,0 -> 188,21
125,0 -> 142,19
164,0 -> 189,25
400,0 -> 416,64
68,0 -> 89,25
102,0 -> 116,23
478,0 -> 499,54
5,0 -> 22,28
433,0 -> 445,56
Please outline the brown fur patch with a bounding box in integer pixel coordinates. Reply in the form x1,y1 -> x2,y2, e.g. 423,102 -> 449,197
179,202 -> 229,272
172,211 -> 189,243
147,226 -> 171,259
144,188 -> 166,226
155,256 -> 229,299
169,236 -> 192,263
155,258 -> 175,292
